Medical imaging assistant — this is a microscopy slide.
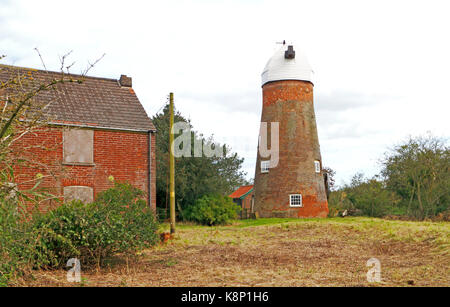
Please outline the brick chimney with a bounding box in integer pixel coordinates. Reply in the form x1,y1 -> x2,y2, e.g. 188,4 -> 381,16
119,74 -> 132,87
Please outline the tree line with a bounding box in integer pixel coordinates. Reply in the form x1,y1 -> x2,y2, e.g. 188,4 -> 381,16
328,134 -> 449,220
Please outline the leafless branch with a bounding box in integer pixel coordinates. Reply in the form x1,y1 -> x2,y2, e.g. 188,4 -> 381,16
33,47 -> 48,72
59,50 -> 73,74
82,53 -> 106,76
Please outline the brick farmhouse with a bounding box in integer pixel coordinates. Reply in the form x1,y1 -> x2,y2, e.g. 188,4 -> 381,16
0,65 -> 156,211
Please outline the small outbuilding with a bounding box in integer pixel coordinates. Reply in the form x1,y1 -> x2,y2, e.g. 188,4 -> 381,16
229,185 -> 254,219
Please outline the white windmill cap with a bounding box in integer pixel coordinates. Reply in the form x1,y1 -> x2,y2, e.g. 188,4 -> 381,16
261,44 -> 314,86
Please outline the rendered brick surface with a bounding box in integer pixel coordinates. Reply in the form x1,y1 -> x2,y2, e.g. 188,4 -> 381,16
253,80 -> 328,218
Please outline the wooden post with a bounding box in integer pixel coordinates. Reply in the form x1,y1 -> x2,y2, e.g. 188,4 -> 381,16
169,93 -> 176,234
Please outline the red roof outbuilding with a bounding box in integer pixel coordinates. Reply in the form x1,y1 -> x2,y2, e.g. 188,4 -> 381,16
229,185 -> 254,199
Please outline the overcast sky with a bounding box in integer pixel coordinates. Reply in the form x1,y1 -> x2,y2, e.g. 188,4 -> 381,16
1,0 -> 449,186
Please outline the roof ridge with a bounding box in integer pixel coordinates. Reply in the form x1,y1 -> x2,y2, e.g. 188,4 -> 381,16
0,63 -> 119,84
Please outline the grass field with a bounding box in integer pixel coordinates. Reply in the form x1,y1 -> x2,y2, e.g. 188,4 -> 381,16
26,217 -> 449,287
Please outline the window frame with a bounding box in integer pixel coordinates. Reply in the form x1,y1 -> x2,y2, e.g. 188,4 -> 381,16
314,160 -> 321,173
289,194 -> 303,207
261,160 -> 270,173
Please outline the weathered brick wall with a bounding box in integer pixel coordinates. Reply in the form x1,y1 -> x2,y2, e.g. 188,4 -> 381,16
13,126 -> 156,211
242,191 -> 253,210
253,80 -> 328,218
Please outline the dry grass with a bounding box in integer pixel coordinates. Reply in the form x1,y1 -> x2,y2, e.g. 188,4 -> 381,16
23,217 -> 449,287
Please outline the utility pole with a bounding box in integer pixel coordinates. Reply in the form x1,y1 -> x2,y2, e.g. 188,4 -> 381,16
169,92 -> 176,234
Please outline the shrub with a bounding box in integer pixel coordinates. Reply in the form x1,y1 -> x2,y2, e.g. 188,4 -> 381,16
327,191 -> 355,217
0,198 -> 46,286
1,182 -> 159,285
345,175 -> 398,217
329,173 -> 400,218
0,198 -> 23,286
184,194 -> 240,226
32,182 -> 159,268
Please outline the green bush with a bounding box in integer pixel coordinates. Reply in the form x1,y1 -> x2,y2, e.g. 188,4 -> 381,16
345,175 -> 399,217
1,182 -> 159,285
328,173 -> 400,218
184,194 -> 240,226
327,191 -> 355,217
0,199 -> 24,286
0,199 -> 46,286
33,182 -> 159,268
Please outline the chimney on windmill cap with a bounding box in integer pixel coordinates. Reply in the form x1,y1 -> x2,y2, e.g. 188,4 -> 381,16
119,74 -> 132,87
285,45 -> 295,59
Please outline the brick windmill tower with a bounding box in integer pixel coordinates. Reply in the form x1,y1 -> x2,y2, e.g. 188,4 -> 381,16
253,43 -> 329,218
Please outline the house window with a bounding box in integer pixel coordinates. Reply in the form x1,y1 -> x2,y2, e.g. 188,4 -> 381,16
63,129 -> 94,164
64,186 -> 94,204
314,160 -> 321,173
261,160 -> 270,173
289,194 -> 302,207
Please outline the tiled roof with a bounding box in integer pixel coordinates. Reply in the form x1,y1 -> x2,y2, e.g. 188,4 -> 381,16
229,185 -> 254,199
0,64 -> 155,132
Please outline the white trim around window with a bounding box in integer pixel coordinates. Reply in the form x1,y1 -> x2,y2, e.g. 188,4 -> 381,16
314,160 -> 321,173
261,160 -> 270,173
289,194 -> 303,207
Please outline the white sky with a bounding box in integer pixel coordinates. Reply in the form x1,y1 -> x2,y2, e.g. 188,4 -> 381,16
1,0 -> 449,186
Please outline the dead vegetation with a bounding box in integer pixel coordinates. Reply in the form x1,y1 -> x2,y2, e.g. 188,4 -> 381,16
22,217 -> 449,287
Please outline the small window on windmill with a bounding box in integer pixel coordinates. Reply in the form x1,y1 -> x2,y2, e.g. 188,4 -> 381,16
314,160 -> 321,173
290,194 -> 302,207
261,160 -> 270,173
